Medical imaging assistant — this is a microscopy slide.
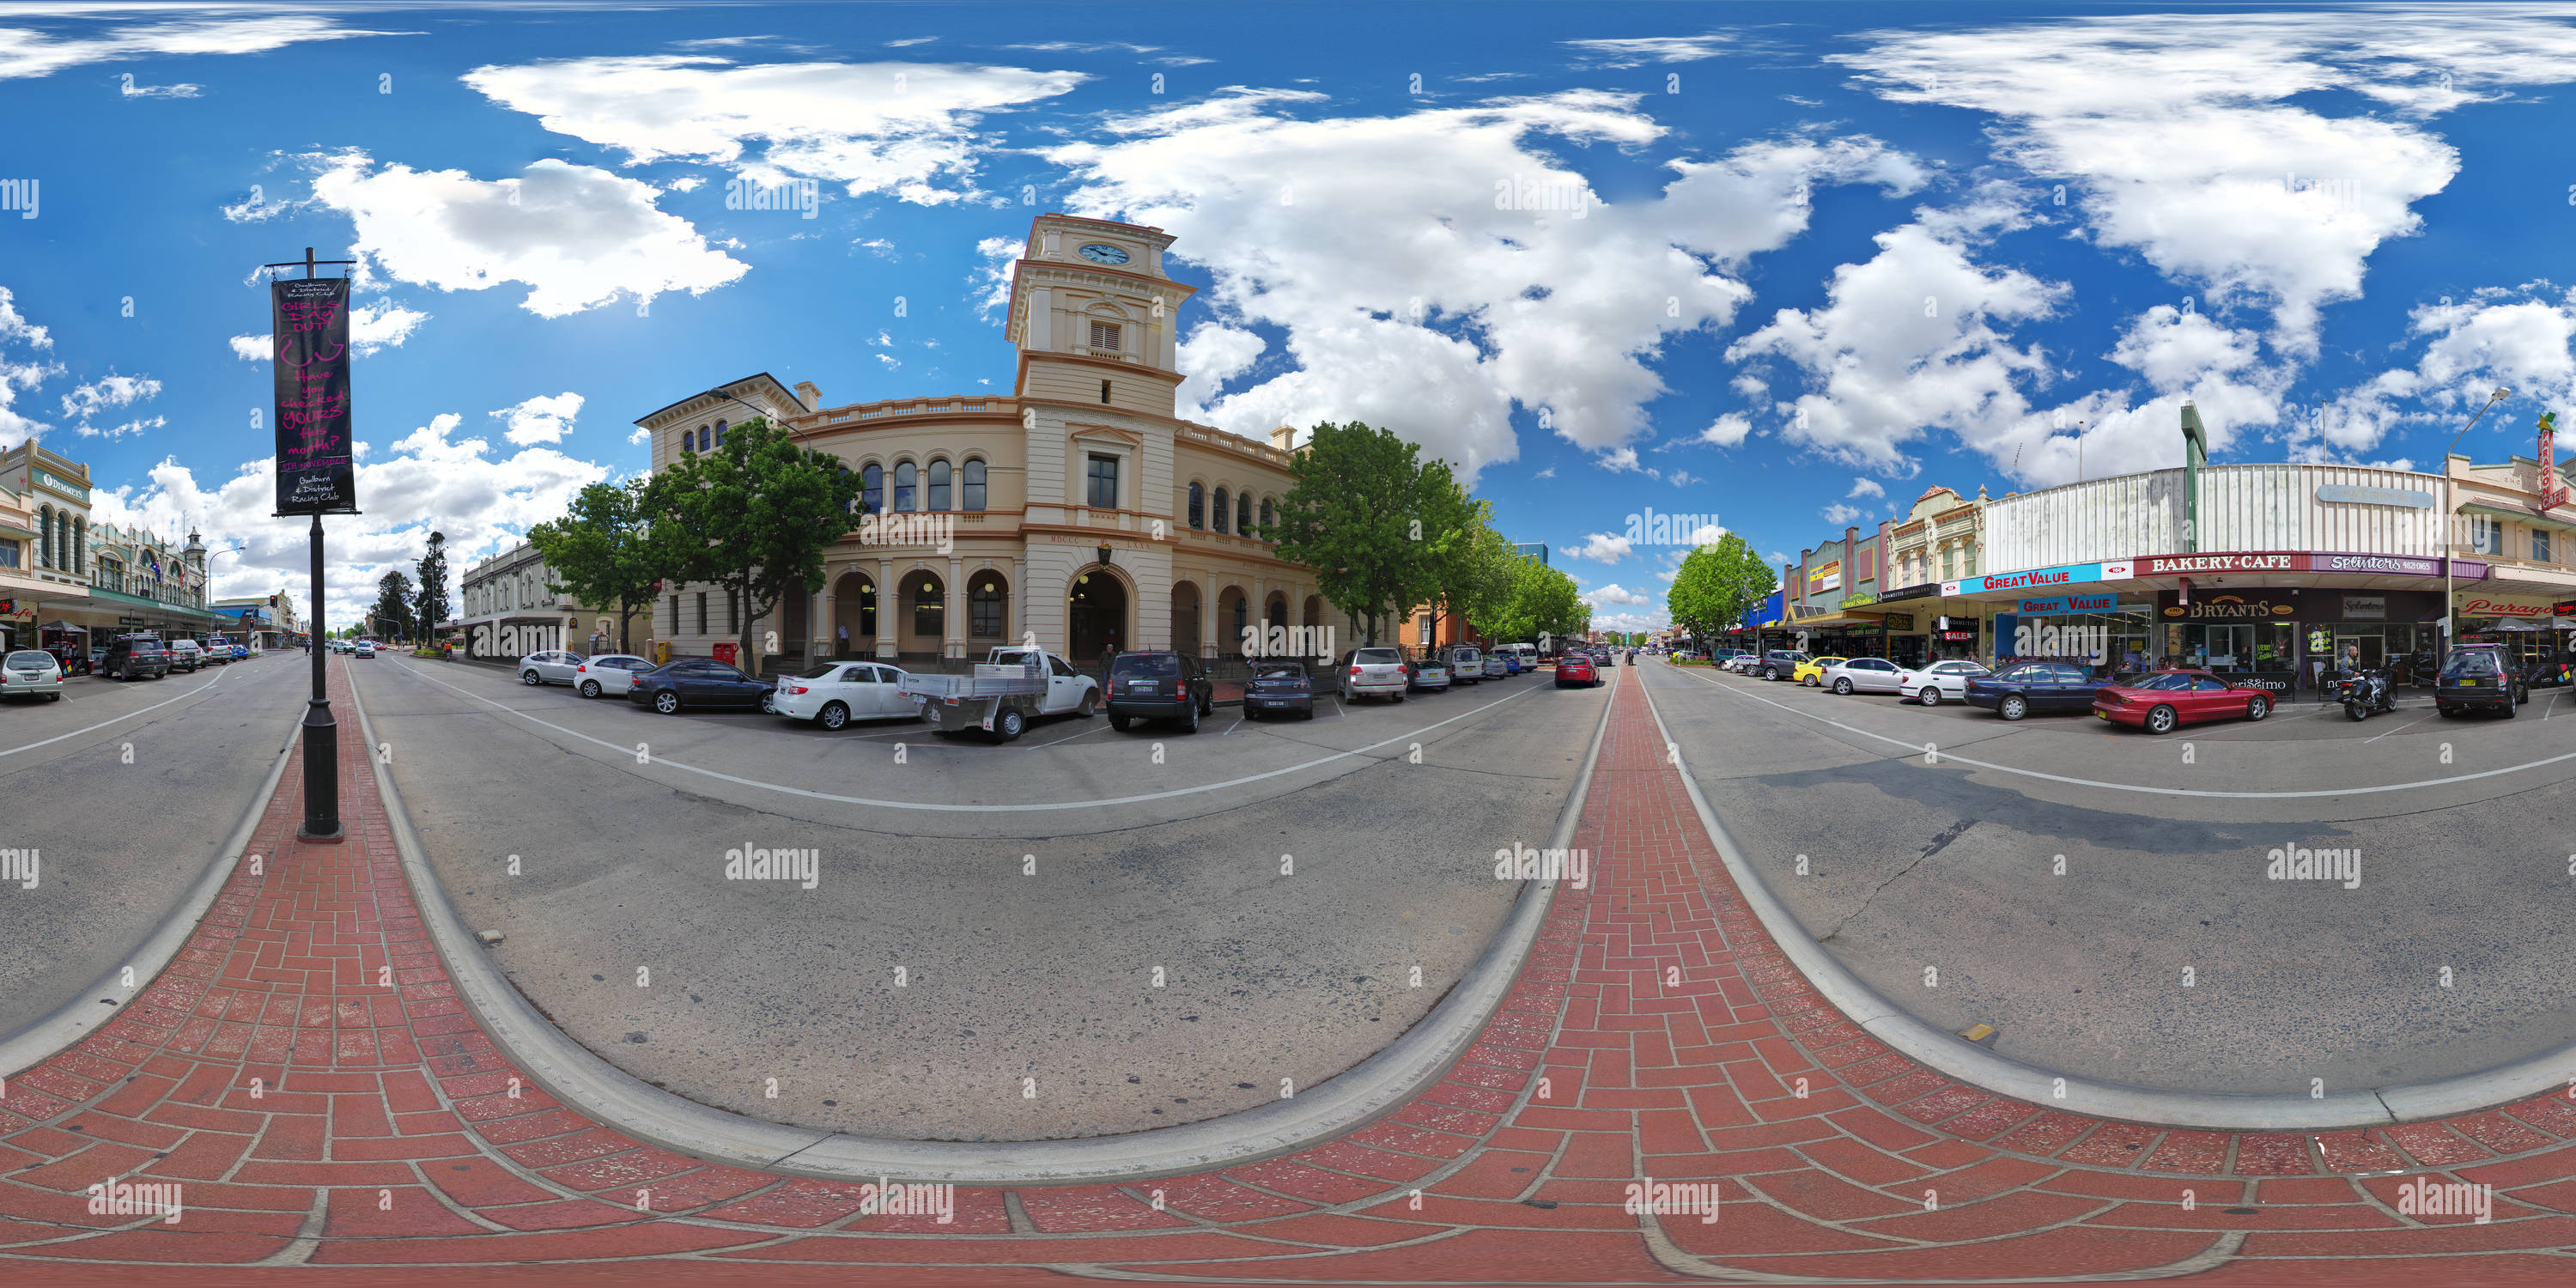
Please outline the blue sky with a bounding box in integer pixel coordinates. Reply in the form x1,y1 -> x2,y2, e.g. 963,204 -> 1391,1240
4,3 -> 2576,630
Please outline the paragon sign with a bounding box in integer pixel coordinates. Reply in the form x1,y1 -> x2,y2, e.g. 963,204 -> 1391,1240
270,277 -> 357,514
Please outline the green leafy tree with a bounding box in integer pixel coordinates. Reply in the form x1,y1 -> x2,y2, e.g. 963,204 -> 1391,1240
371,569 -> 415,641
1415,465 -> 1519,647
1509,557 -> 1589,645
645,417 -> 860,671
1270,421 -> 1440,644
528,477 -> 662,655
1453,525 -> 1524,643
413,531 -> 451,644
1668,532 -> 1776,650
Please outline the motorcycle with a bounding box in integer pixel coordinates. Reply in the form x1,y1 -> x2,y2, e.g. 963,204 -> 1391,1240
2341,667 -> 2397,722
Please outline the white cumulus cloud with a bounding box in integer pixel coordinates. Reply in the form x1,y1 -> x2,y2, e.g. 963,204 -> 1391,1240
490,392 -> 585,446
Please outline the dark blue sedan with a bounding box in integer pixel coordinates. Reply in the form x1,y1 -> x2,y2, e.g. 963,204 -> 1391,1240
1963,661 -> 2106,720
1243,660 -> 1315,720
627,657 -> 776,714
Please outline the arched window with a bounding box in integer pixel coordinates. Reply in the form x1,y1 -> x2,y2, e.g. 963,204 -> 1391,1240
1188,482 -> 1204,529
893,461 -> 917,512
73,519 -> 83,574
712,418 -> 727,447
35,505 -> 50,568
1260,497 -> 1274,533
860,463 -> 884,513
1212,488 -> 1230,534
969,574 -> 1005,638
1231,592 -> 1249,641
927,459 -> 951,511
911,575 -> 944,638
962,459 -> 987,511
1236,492 -> 1253,536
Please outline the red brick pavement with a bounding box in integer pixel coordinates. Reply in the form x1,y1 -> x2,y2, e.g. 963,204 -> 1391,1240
3,662 -> 2573,1282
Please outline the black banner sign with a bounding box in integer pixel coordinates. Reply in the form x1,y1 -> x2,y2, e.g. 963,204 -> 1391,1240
271,277 -> 357,514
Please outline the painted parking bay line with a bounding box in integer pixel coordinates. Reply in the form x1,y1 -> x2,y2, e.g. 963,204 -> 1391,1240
0,668 -> 227,761
1664,664 -> 2576,800
379,658 -> 1546,812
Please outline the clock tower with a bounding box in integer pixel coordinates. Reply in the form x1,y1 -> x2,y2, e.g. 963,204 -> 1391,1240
1004,214 -> 1193,420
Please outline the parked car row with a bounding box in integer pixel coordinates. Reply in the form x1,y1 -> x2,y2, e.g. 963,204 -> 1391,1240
1716,647 -> 2291,734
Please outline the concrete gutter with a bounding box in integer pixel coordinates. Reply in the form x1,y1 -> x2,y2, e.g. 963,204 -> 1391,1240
1638,665 -> 2575,1131
348,660 -> 1622,1184
0,718 -> 298,1081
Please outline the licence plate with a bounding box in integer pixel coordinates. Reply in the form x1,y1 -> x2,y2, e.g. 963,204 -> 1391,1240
2095,711 -> 2109,720
2458,679 -> 2479,687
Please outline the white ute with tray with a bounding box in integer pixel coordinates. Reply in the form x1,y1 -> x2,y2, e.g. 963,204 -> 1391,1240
894,646 -> 1099,741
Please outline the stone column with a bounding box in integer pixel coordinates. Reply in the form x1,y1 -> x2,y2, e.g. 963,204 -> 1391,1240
876,556 -> 896,660
946,555 -> 966,659
1012,556 -> 1028,647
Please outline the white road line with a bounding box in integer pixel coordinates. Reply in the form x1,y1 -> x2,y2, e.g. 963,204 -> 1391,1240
0,669 -> 226,760
2362,712 -> 2434,744
1664,664 -> 2576,799
1015,719 -> 1116,750
1220,714 -> 1245,737
2549,690 -> 2562,720
375,658 -> 1541,812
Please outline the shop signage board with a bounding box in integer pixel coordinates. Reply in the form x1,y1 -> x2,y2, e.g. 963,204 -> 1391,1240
2342,594 -> 2387,620
1939,629 -> 1977,641
1808,561 -> 1841,594
2312,552 -> 2441,576
2137,551 -> 2302,575
2458,592 -> 2555,619
1880,613 -> 1915,631
2157,588 -> 2304,621
2015,592 -> 2121,616
1943,560 -> 2132,597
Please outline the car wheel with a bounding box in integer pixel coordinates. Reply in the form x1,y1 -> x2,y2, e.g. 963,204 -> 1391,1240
1078,692 -> 1097,718
47,692 -> 59,702
2438,704 -> 2455,718
996,707 -> 1025,740
2246,695 -> 2270,720
521,670 -> 541,685
2145,703 -> 2178,734
1999,694 -> 2026,720
1832,677 -> 1852,695
1920,688 -> 1941,708
1392,693 -> 1405,703
1182,701 -> 1200,732
580,680 -> 601,699
653,690 -> 681,714
819,702 -> 849,730
760,691 -> 778,715
1110,714 -> 1131,732
2505,694 -> 2519,720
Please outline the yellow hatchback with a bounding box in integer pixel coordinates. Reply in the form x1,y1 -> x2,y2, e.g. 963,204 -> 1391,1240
1793,656 -> 1848,687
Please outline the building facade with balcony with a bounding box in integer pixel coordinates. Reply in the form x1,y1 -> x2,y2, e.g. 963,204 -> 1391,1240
455,540 -> 618,659
0,442 -> 95,657
211,591 -> 302,651
1947,406 -> 2509,690
637,214 -> 1329,671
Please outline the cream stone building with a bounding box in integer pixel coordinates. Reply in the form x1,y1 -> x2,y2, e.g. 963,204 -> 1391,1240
636,214 -> 1331,670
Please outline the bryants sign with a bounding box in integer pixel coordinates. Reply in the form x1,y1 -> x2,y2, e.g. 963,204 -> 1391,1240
271,277 -> 357,513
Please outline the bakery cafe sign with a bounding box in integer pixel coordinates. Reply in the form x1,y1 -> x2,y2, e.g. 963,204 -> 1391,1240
2136,551 -> 2301,575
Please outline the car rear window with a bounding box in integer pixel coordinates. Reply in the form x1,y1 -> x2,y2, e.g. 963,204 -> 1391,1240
1354,648 -> 1402,665
797,663 -> 842,679
1113,653 -> 1183,677
1255,663 -> 1307,680
6,650 -> 50,667
2443,651 -> 2505,677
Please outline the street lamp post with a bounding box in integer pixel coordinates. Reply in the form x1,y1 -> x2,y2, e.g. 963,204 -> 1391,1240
2442,386 -> 2514,672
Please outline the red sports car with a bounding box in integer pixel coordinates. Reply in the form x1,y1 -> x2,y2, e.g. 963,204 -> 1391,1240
2091,669 -> 2272,733
1555,653 -> 1599,688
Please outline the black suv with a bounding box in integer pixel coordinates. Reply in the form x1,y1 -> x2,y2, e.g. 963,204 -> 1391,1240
1105,651 -> 1213,732
1756,649 -> 1811,682
102,635 -> 171,682
2436,643 -> 2524,718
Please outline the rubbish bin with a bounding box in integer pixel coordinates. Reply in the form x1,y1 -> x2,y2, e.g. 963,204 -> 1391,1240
653,640 -> 672,665
713,641 -> 738,667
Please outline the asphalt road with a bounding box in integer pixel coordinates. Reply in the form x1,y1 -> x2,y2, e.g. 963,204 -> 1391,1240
349,653 -> 1607,1141
0,655 -> 301,1041
1642,659 -> 2576,1097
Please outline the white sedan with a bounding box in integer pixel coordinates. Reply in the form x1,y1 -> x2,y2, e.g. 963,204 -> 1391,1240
1821,657 -> 1906,695
572,654 -> 655,699
770,660 -> 921,729
1898,659 -> 1994,707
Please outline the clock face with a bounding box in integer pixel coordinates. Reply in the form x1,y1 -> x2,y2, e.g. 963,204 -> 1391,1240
1077,242 -> 1131,265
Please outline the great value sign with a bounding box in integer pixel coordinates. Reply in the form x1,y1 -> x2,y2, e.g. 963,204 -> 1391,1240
2015,592 -> 2121,616
1944,561 -> 2133,596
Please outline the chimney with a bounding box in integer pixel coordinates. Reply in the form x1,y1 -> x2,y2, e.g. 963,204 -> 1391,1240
793,380 -> 821,411
1269,426 -> 1297,452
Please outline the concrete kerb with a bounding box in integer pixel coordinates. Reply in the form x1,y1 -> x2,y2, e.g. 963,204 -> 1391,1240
1639,661 -> 2576,1132
0,714 -> 298,1081
346,657 -> 1622,1185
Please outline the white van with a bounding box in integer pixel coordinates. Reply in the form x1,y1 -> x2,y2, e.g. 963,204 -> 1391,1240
1504,643 -> 1540,670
